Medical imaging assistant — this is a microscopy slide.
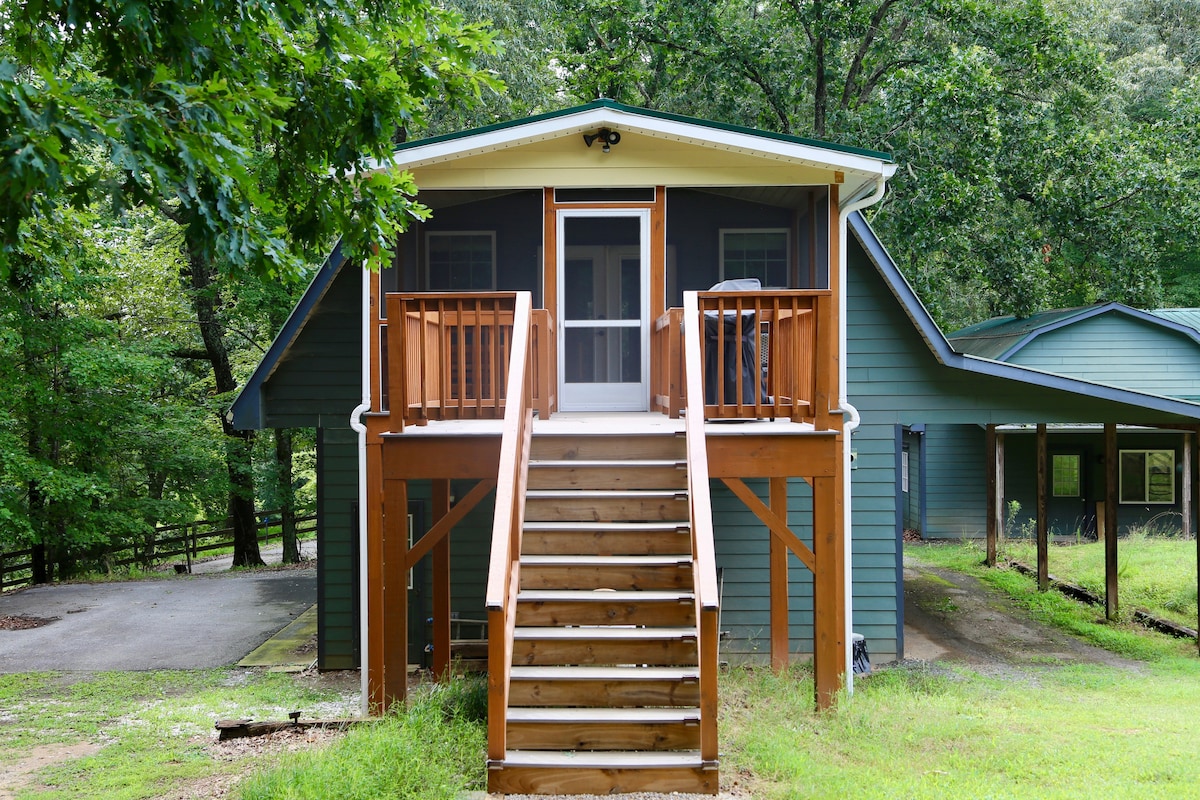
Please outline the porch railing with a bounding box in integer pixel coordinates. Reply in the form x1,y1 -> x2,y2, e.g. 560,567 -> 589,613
484,291 -> 535,764
681,291 -> 721,768
653,290 -> 833,426
383,293 -> 554,431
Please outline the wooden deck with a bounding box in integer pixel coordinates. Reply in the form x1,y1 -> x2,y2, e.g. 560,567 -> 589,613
362,289 -> 847,795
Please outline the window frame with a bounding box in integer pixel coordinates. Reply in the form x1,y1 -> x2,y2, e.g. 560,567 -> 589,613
425,230 -> 497,291
1118,448 -> 1176,505
1051,454 -> 1081,498
718,228 -> 791,287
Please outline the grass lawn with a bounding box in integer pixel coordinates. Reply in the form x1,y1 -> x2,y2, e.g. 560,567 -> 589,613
6,543 -> 1200,799
995,533 -> 1198,629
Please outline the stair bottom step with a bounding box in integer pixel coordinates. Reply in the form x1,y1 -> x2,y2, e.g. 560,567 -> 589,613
489,751 -> 718,795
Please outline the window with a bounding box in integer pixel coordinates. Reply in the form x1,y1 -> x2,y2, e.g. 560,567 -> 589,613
720,229 -> 789,287
1119,449 -> 1175,504
901,450 -> 910,493
426,231 -> 496,291
1052,454 -> 1080,497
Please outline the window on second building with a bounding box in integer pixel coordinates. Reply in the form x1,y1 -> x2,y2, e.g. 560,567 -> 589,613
1052,454 -> 1081,497
426,231 -> 496,291
1119,449 -> 1175,504
720,229 -> 789,287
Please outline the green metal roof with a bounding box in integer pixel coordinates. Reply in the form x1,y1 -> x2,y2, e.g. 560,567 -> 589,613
946,306 -> 1097,360
1151,308 -> 1200,333
394,98 -> 894,163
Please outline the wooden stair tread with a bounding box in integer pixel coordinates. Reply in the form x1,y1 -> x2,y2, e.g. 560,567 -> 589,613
496,750 -> 708,768
530,459 -> 685,468
519,589 -> 693,602
520,554 -> 692,566
513,626 -> 696,640
523,520 -> 689,532
510,665 -> 699,680
507,707 -> 700,723
527,489 -> 687,499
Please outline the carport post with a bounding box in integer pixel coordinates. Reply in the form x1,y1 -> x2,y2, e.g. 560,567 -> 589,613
1037,424 -> 1048,592
985,425 -> 998,567
1104,423 -> 1118,621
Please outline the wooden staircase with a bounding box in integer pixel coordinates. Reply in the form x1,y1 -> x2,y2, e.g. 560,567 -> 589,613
487,431 -> 719,795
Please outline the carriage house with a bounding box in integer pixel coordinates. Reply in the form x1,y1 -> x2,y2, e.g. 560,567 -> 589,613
229,101 -> 1200,795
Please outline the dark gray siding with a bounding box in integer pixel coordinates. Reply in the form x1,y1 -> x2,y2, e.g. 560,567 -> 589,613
261,265 -> 362,429
317,427 -> 360,670
923,424 -> 987,539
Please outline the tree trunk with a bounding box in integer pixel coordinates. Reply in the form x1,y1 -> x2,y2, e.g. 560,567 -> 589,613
812,1 -> 827,138
275,428 -> 300,563
184,245 -> 264,568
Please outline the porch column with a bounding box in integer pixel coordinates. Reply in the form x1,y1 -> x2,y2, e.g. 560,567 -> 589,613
985,425 -> 998,566
769,477 -> 789,671
432,479 -> 452,680
1183,431 -> 1193,539
1037,424 -> 1049,592
1104,423 -> 1119,621
812,471 -> 845,709
384,477 -> 409,708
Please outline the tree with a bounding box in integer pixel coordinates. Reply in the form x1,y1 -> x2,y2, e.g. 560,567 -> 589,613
3,0 -> 499,566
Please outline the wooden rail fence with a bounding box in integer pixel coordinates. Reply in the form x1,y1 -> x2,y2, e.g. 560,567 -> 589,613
0,510 -> 316,592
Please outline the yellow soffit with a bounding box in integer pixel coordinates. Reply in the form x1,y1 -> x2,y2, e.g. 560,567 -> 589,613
393,128 -> 889,191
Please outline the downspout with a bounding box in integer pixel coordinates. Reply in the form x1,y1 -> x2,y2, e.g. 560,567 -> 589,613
836,176 -> 888,693
349,265 -> 372,716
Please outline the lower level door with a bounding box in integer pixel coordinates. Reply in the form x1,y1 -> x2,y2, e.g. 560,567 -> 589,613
557,210 -> 650,411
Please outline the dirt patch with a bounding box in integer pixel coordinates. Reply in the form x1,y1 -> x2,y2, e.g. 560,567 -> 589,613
0,615 -> 58,631
0,742 -> 102,800
902,553 -> 1145,675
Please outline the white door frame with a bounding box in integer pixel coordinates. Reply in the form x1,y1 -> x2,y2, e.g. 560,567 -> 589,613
556,208 -> 651,411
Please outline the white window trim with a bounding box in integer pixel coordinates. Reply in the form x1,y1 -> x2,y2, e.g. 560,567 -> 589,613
1051,454 -> 1081,498
425,230 -> 497,291
1118,449 -> 1176,505
901,450 -> 909,493
718,228 -> 791,286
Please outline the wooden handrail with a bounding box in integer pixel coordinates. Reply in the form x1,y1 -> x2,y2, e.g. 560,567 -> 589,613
484,291 -> 535,763
663,290 -> 830,426
682,291 -> 720,764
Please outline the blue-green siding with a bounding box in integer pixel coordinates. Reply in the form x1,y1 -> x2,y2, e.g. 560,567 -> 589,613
317,427 -> 360,669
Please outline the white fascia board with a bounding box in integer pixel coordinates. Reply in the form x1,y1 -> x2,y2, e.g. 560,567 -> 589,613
370,107 -> 895,180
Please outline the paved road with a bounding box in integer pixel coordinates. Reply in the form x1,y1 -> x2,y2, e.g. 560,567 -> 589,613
0,568 -> 315,672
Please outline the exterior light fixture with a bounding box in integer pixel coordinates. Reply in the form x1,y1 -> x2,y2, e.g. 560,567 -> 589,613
583,128 -> 621,153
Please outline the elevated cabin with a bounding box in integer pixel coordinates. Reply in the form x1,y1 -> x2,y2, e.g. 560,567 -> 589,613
230,102 -> 1200,795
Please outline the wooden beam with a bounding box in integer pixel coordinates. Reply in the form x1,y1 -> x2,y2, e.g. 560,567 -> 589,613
720,477 -> 816,573
404,479 -> 496,569
770,477 -> 789,671
985,425 -> 998,567
1104,423 -> 1118,621
432,479 -> 452,681
382,436 -> 502,480
1037,424 -> 1048,592
706,433 -> 838,479
382,477 -> 409,710
812,473 -> 844,709
365,441 -> 386,713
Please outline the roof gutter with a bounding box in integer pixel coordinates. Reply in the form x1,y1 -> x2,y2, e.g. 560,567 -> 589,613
836,175 -> 888,695
349,266 -> 371,716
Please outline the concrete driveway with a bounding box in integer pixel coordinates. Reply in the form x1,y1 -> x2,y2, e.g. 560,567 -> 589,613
0,569 -> 315,672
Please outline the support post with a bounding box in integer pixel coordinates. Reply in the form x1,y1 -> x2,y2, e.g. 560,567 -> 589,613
1104,423 -> 1119,621
769,477 -> 789,671
366,442 -> 386,712
432,479 -> 452,680
1037,424 -> 1049,592
812,472 -> 844,709
381,476 -> 409,710
985,425 -> 998,566
1183,431 -> 1193,539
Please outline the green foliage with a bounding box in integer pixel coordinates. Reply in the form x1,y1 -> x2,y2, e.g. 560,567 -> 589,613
1,0 -> 501,280
235,680 -> 487,800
